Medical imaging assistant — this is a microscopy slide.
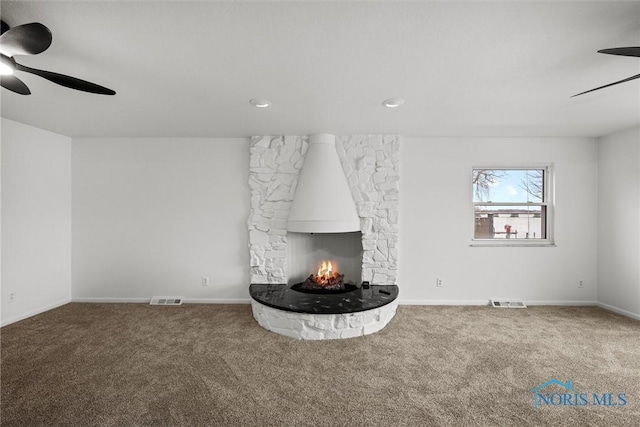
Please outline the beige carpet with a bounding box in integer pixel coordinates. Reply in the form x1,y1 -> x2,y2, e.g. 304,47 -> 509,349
1,303 -> 639,426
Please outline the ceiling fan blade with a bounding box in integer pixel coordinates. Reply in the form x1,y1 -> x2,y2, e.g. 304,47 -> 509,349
0,74 -> 31,95
598,47 -> 640,58
572,73 -> 640,97
0,20 -> 9,35
0,22 -> 52,56
15,63 -> 116,95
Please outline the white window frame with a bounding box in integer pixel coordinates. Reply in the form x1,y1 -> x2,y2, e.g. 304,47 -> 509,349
470,164 -> 555,247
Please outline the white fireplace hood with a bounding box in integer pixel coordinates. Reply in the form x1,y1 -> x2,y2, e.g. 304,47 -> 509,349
287,134 -> 361,233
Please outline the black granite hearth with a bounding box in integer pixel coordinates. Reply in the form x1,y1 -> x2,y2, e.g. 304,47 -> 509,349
249,283 -> 399,315
290,282 -> 359,295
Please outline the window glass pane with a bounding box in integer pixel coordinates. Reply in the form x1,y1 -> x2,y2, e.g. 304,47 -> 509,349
474,206 -> 546,239
473,169 -> 544,203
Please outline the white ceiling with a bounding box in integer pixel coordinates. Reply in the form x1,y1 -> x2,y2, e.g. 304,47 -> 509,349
1,0 -> 639,138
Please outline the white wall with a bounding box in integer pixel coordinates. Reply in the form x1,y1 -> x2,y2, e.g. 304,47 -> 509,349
0,128 -> 609,321
597,126 -> 640,319
1,118 -> 72,326
399,137 -> 598,304
71,138 -> 250,302
72,135 -> 599,306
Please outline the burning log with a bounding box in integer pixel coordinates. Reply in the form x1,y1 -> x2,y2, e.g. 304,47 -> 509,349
293,260 -> 347,292
299,272 -> 346,291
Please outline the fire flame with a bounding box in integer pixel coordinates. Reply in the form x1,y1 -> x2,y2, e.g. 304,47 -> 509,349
315,260 -> 338,285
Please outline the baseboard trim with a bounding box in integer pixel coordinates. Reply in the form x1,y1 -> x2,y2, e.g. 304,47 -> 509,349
523,300 -> 597,306
398,299 -> 488,306
597,302 -> 640,321
183,298 -> 251,304
1,298 -> 72,327
398,299 -> 598,306
72,297 -> 151,303
72,297 -> 251,305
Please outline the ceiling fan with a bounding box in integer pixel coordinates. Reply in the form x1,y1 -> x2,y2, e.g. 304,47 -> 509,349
0,19 -> 115,95
572,47 -> 640,97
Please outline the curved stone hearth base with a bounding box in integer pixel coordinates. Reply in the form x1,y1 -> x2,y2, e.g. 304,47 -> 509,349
251,299 -> 398,340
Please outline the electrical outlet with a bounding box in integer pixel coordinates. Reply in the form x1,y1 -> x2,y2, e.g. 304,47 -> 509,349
436,278 -> 443,288
9,292 -> 16,303
202,277 -> 209,286
578,280 -> 584,288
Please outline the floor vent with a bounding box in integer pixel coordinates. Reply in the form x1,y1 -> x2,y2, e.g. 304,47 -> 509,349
490,299 -> 527,308
150,297 -> 183,306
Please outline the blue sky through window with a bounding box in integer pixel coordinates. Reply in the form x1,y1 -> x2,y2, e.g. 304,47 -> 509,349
473,169 -> 543,203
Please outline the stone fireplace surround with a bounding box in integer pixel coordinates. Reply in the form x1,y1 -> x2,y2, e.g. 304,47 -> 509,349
250,283 -> 399,340
248,135 -> 399,339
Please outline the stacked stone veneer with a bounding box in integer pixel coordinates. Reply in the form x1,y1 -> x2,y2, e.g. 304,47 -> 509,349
248,135 -> 399,285
335,135 -> 399,285
251,299 -> 399,340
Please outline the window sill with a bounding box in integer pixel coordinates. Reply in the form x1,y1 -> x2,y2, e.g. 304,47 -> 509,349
470,240 -> 556,247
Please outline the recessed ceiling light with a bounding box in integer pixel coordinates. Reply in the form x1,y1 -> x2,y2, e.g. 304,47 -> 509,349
250,98 -> 271,108
382,98 -> 404,108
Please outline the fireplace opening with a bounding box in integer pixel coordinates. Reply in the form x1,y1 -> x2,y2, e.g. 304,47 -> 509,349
290,260 -> 359,294
287,231 -> 363,289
